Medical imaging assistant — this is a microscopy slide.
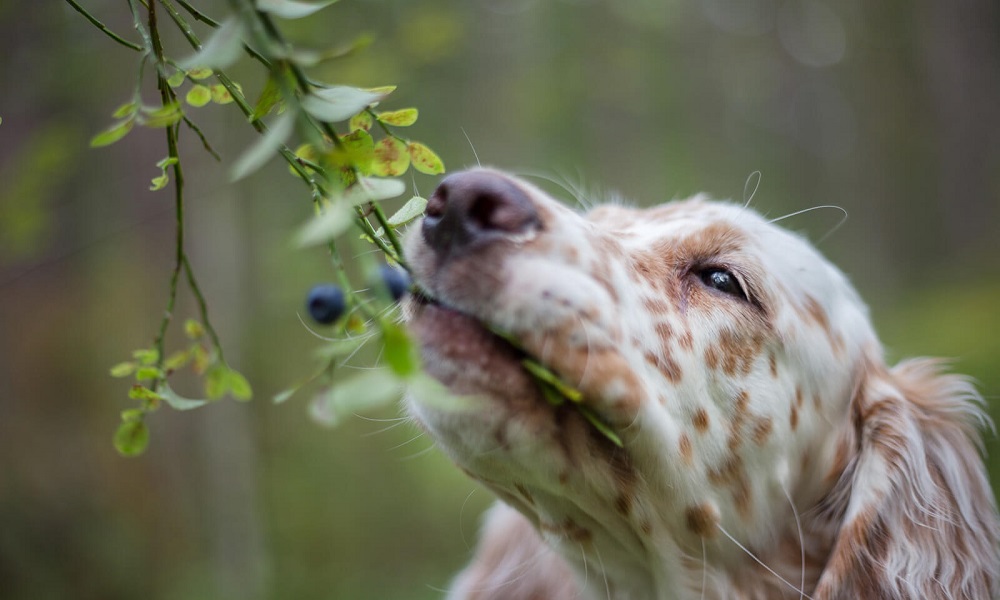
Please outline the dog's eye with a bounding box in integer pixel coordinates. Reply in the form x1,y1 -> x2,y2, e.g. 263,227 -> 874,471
699,268 -> 747,300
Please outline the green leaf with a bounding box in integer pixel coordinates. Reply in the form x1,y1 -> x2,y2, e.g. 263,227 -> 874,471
114,420 -> 150,457
178,17 -> 245,71
227,369 -> 253,401
167,71 -> 187,88
142,103 -> 183,128
156,157 -> 179,169
371,137 -> 410,177
308,369 -> 403,427
407,141 -> 445,174
160,384 -> 209,411
378,108 -> 418,127
210,84 -> 234,105
185,85 -> 212,107
252,73 -> 283,122
301,86 -> 394,123
90,119 -> 134,148
257,0 -> 338,19
336,128 -> 375,173
381,321 -> 419,377
135,366 -> 164,381
112,102 -> 138,119
128,385 -> 163,402
132,348 -> 160,365
231,110 -> 296,180
187,67 -> 214,80
110,362 -> 136,378
387,196 -> 427,227
184,319 -> 205,339
294,201 -> 355,247
120,408 -> 144,423
164,350 -> 190,371
348,111 -> 373,132
150,174 -> 169,191
205,364 -> 228,399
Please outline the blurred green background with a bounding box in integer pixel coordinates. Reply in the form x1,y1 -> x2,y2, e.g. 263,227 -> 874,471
1,1 -> 998,598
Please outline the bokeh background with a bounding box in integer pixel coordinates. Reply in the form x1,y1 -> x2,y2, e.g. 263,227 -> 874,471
2,0 -> 999,598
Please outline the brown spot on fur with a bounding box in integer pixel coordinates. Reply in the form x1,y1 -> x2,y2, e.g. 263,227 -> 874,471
803,295 -> 830,332
751,416 -> 773,445
654,321 -> 673,342
685,503 -> 719,538
768,352 -> 778,378
717,328 -> 767,376
679,434 -> 693,464
790,404 -> 799,430
678,329 -> 694,350
645,349 -> 682,383
640,520 -> 653,536
705,346 -> 720,371
795,386 -> 804,408
692,408 -> 710,432
615,493 -> 633,517
732,473 -> 753,519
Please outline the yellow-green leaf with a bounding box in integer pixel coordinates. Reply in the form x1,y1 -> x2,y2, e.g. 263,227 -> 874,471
150,174 -> 169,191
109,362 -> 136,378
407,141 -> 445,174
210,84 -> 234,104
143,103 -> 183,128
227,369 -> 253,401
377,108 -> 418,127
112,102 -> 138,119
188,67 -> 214,80
114,420 -> 150,457
186,85 -> 212,107
349,111 -> 373,132
184,319 -> 205,340
371,137 -> 410,176
90,119 -> 134,148
167,71 -> 186,87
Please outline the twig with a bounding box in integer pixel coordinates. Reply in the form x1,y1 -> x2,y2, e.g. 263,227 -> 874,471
64,0 -> 144,52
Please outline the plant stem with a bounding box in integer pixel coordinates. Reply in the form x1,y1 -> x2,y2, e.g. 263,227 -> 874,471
157,0 -> 322,194
64,0 -> 144,51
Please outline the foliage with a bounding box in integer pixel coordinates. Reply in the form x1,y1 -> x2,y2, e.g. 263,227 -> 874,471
70,0 -> 445,456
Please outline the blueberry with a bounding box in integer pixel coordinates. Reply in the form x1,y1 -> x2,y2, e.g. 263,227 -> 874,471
379,265 -> 411,301
306,284 -> 346,325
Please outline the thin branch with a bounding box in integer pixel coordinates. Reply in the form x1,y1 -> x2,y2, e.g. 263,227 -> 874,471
181,115 -> 222,161
64,0 -> 144,52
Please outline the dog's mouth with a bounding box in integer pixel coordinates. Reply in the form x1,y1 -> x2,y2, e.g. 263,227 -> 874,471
407,290 -> 624,447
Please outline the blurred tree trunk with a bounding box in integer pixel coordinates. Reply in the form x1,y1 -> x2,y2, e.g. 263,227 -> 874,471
920,0 -> 1000,254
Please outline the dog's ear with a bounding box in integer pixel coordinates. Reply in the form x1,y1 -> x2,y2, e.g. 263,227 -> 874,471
447,503 -> 581,600
814,358 -> 1000,599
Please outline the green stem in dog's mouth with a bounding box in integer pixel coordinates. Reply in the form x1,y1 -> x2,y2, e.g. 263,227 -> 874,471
495,332 -> 624,448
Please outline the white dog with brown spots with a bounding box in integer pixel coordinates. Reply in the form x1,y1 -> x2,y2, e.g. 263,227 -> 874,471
404,168 -> 1000,599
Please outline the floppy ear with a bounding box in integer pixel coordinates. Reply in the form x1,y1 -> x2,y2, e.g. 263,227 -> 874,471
814,358 -> 1000,599
447,503 -> 581,600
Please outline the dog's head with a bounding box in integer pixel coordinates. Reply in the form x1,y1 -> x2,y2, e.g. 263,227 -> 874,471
404,168 -> 999,598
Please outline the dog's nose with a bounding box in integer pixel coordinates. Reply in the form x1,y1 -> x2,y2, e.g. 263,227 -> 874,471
422,170 -> 541,254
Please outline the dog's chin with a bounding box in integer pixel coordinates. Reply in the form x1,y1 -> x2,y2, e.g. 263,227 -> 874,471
405,295 -> 544,408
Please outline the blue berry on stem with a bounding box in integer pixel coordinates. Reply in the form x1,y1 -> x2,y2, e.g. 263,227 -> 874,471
379,265 -> 411,301
306,284 -> 346,325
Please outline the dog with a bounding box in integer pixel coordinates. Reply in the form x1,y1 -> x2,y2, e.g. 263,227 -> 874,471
403,168 -> 1000,599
